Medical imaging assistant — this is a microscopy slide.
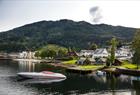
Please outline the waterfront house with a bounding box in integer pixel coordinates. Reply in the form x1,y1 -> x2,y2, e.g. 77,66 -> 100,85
79,50 -> 94,57
76,57 -> 95,65
115,46 -> 133,60
76,58 -> 85,65
19,51 -> 35,59
92,48 -> 109,58
19,51 -> 27,59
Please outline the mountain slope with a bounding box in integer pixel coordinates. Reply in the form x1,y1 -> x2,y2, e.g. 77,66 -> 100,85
0,19 -> 136,52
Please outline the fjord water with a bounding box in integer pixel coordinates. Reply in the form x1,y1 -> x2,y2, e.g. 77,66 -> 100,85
0,60 -> 140,95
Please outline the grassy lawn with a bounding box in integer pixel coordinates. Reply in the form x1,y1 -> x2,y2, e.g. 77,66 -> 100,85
62,59 -> 77,65
62,59 -> 104,70
121,64 -> 137,69
79,65 -> 104,70
62,59 -> 140,70
116,61 -> 139,69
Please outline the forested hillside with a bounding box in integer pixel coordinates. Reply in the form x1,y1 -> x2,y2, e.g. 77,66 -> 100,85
0,19 -> 136,52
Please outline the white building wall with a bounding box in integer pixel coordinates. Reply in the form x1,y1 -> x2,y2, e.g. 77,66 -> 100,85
92,48 -> 109,58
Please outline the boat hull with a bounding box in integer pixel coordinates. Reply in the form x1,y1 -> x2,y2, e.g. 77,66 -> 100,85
17,72 -> 66,79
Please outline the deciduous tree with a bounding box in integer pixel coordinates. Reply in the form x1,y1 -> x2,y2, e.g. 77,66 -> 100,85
89,43 -> 98,50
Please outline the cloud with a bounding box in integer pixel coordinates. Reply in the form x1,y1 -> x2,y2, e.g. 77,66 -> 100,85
89,6 -> 102,24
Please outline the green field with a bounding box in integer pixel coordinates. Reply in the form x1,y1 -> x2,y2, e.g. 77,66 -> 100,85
62,59 -> 77,65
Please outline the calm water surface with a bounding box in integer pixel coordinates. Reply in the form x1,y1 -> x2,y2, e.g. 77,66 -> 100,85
0,59 -> 140,95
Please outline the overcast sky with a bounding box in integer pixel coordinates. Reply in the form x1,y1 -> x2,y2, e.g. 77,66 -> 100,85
1,0 -> 140,32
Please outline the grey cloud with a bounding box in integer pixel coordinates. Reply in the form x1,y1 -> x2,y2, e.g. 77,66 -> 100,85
90,6 -> 102,23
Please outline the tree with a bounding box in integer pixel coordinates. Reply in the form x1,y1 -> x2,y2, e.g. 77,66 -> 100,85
40,50 -> 48,59
37,44 -> 68,59
117,40 -> 123,48
68,47 -> 72,52
110,37 -> 117,66
89,43 -> 98,50
58,48 -> 68,57
106,57 -> 111,67
34,51 -> 40,58
47,49 -> 57,59
132,30 -> 140,69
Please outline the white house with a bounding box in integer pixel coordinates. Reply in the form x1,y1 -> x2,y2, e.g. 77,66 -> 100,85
79,50 -> 94,57
19,51 -> 35,59
115,46 -> 133,60
92,48 -> 109,58
79,46 -> 133,61
19,51 -> 27,59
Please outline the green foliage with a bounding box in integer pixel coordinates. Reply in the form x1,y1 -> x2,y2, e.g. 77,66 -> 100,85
0,19 -> 136,52
47,50 -> 57,58
106,57 -> 111,67
68,47 -> 72,52
117,40 -> 123,48
89,43 -> 98,50
57,56 -> 74,61
110,37 -> 117,66
58,48 -> 68,57
40,50 -> 49,59
121,61 -> 137,69
34,51 -> 40,58
79,65 -> 103,70
132,30 -> 140,69
38,44 -> 68,59
62,59 -> 77,65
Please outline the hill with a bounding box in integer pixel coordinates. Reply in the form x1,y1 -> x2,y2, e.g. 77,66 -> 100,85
0,19 -> 136,52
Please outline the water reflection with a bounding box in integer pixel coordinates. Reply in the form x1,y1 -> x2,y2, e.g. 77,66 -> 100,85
132,77 -> 140,95
0,60 -> 140,95
17,60 -> 140,95
18,60 -> 36,72
89,72 -> 140,95
18,78 -> 66,84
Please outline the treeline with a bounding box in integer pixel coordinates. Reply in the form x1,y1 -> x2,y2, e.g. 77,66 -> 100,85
35,44 -> 68,59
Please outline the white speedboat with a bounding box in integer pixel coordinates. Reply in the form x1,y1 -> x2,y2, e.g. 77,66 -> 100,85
17,71 -> 66,79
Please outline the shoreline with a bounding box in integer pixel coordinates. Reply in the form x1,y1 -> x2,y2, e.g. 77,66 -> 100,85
13,58 -> 42,62
2,58 -> 140,76
12,58 -> 104,74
